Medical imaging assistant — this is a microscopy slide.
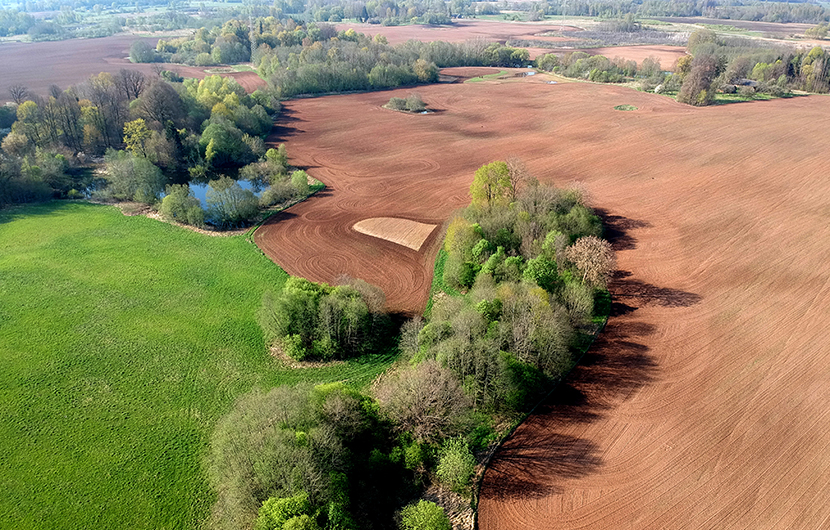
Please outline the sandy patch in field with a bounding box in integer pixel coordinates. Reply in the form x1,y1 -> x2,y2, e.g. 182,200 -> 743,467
353,217 -> 437,251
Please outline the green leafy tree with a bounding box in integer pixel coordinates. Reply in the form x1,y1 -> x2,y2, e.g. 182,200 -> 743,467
123,118 -> 151,157
205,176 -> 259,228
291,170 -> 310,195
159,184 -> 205,226
398,501 -> 450,530
129,40 -> 156,63
436,437 -> 476,494
103,149 -> 165,203
201,119 -> 254,167
470,161 -> 512,209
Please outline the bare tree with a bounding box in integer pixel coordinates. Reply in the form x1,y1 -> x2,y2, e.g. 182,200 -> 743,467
136,81 -> 184,127
375,360 -> 470,443
47,84 -> 62,99
566,235 -> 616,287
399,317 -> 424,358
115,69 -> 146,101
9,84 -> 29,105
506,156 -> 530,201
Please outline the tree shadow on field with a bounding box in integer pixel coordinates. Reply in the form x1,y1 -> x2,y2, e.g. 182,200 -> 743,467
482,317 -> 658,500
594,208 -> 652,252
481,208 -> 702,502
268,107 -> 305,142
613,270 -> 702,308
0,200 -> 88,225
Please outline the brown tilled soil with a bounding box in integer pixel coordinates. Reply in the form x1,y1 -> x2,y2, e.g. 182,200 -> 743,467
578,45 -> 687,68
0,35 -> 264,99
334,19 -> 581,46
256,72 -> 830,527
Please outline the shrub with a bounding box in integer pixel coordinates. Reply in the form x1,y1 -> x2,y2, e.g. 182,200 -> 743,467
405,94 -> 426,112
205,176 -> 259,228
386,97 -> 407,111
292,170 -> 310,195
159,184 -> 205,227
398,501 -> 450,530
436,437 -> 476,494
259,181 -> 297,207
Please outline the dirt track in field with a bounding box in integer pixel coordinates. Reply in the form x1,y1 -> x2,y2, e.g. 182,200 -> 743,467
0,35 -> 265,99
256,71 -> 830,527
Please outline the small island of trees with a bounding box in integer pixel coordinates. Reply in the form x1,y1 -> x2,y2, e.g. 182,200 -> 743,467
209,160 -> 615,530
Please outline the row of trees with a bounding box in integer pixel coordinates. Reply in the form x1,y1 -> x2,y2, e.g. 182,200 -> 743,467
136,19 -> 530,98
395,162 -> 613,414
537,49 -> 665,84
257,29 -> 529,97
537,28 -> 830,106
516,0 -> 829,24
677,29 -> 830,105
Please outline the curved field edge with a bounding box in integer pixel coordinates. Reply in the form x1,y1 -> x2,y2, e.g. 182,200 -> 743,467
0,201 -> 396,530
425,245 -> 612,517
470,290 -> 611,514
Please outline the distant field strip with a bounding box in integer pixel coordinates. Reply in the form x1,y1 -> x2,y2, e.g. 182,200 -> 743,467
353,217 -> 436,251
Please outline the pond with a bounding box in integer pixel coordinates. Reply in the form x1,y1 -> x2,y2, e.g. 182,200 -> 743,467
186,178 -> 262,208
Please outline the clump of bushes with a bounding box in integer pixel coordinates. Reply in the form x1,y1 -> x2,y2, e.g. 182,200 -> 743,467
159,184 -> 205,226
399,501 -> 451,530
207,383 -> 390,530
385,94 -> 427,113
258,277 -> 388,361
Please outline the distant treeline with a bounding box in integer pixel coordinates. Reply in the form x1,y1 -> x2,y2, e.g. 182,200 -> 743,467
521,0 -> 829,24
142,19 -> 530,96
536,28 -> 830,105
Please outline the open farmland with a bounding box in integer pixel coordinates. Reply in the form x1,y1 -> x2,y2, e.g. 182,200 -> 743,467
0,35 -> 265,100
578,45 -> 687,67
255,70 -> 830,527
335,19 -> 583,46
0,202 -> 396,529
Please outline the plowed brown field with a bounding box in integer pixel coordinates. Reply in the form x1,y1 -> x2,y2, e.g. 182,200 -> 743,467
0,35 -> 265,99
256,71 -> 830,527
579,45 -> 687,68
334,20 -> 581,46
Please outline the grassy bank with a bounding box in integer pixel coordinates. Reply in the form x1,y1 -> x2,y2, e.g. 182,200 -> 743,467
0,202 -> 396,530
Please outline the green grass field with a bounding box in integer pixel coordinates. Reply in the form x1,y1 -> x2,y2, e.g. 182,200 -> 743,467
465,70 -> 510,83
0,201 -> 396,530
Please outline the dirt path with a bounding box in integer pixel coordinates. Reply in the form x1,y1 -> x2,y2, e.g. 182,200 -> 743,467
255,74 -> 830,527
